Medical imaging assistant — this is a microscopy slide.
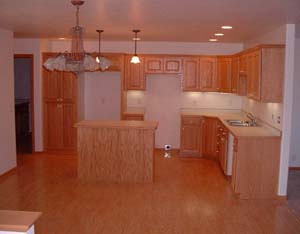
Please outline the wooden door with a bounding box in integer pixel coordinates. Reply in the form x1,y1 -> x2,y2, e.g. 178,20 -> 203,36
164,57 -> 182,73
61,72 -> 77,102
218,57 -> 232,93
231,56 -> 239,93
180,116 -> 203,156
44,102 -> 63,150
62,103 -> 77,149
203,117 -> 218,157
144,56 -> 163,73
199,57 -> 218,91
182,58 -> 199,91
125,55 -> 145,90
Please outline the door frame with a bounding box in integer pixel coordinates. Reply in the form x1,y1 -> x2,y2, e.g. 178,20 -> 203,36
14,54 -> 35,152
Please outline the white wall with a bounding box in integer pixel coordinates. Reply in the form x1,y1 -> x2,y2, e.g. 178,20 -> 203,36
0,28 -> 17,175
13,39 -> 44,152
289,30 -> 300,167
84,72 -> 121,120
243,25 -> 286,49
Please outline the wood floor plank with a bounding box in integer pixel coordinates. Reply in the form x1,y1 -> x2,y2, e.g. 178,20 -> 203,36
0,151 -> 299,234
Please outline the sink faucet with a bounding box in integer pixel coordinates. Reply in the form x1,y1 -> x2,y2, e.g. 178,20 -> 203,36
246,112 -> 257,126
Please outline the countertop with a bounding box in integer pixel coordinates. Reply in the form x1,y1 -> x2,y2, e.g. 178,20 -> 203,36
0,210 -> 42,232
75,120 -> 158,130
180,108 -> 281,138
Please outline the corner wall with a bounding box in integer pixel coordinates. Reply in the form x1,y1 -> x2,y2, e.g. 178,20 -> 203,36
0,28 -> 17,175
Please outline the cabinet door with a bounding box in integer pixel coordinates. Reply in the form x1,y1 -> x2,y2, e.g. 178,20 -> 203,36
231,138 -> 239,192
252,50 -> 261,101
164,58 -> 182,73
182,58 -> 199,91
44,102 -> 63,150
43,70 -> 62,101
144,57 -> 164,73
219,132 -> 228,174
247,50 -> 261,100
61,71 -> 77,102
62,103 -> 77,150
203,117 -> 218,157
218,57 -> 232,93
125,55 -> 145,90
199,57 -> 218,91
231,56 -> 239,93
180,116 -> 203,156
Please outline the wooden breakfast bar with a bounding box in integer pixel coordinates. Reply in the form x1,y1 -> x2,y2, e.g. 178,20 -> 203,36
75,120 -> 158,183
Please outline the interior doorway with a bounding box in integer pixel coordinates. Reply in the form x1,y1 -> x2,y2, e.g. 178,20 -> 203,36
14,54 -> 34,153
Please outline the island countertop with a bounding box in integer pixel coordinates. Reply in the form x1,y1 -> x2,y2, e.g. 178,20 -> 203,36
75,120 -> 158,130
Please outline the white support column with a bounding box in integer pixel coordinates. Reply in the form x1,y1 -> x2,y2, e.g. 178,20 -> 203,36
278,24 -> 296,195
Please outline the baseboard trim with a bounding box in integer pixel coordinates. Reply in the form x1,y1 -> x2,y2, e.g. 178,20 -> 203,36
0,167 -> 17,178
289,167 -> 300,170
276,195 -> 287,201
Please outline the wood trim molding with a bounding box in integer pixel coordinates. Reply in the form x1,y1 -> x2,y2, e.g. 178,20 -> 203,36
14,54 -> 35,152
289,167 -> 300,170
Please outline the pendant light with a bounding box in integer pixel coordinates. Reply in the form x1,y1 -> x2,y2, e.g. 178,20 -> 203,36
130,30 -> 141,64
43,0 -> 97,73
95,30 -> 111,71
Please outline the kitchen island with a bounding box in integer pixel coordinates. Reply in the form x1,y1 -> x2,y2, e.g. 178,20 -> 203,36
75,120 -> 158,183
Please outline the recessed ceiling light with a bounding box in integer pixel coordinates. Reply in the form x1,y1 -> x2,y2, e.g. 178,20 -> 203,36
58,37 -> 66,40
214,33 -> 224,36
209,38 -> 218,42
221,26 -> 233,29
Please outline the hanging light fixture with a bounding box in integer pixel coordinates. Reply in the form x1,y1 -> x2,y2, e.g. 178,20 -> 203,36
43,0 -> 97,73
95,30 -> 112,71
130,30 -> 141,64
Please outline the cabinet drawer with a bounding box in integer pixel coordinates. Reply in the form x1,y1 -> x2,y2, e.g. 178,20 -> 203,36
182,116 -> 202,125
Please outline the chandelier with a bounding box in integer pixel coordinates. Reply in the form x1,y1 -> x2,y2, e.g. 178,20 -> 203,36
43,0 -> 98,73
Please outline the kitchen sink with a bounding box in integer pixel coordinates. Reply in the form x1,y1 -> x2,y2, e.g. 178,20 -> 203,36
225,119 -> 257,127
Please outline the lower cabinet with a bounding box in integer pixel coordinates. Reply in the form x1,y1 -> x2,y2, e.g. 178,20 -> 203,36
231,136 -> 281,199
180,116 -> 204,156
202,117 -> 218,157
216,121 -> 229,174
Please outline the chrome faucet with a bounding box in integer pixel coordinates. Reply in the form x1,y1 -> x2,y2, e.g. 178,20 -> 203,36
246,112 -> 257,126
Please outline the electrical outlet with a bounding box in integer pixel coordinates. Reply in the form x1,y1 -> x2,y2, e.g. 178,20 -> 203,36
291,153 -> 297,162
192,100 -> 197,106
277,116 -> 281,124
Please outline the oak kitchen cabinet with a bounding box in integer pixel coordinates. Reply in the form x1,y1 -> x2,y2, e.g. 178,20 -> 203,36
218,57 -> 232,93
231,136 -> 281,199
180,115 -> 204,156
199,57 -> 218,92
43,53 -> 77,151
182,57 -> 199,91
202,117 -> 218,157
245,47 -> 285,103
231,56 -> 239,94
124,55 -> 146,90
216,121 -> 229,174
144,56 -> 182,74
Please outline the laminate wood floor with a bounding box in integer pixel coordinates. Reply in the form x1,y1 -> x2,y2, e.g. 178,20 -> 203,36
1,151 -> 300,234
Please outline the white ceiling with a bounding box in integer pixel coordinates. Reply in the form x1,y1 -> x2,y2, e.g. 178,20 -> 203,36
0,0 -> 300,42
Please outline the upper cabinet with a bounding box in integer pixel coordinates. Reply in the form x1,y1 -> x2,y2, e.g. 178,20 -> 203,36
199,57 -> 218,92
124,55 -> 146,90
144,56 -> 182,74
144,56 -> 164,73
231,56 -> 239,94
182,57 -> 199,91
245,46 -> 284,103
218,57 -> 232,93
